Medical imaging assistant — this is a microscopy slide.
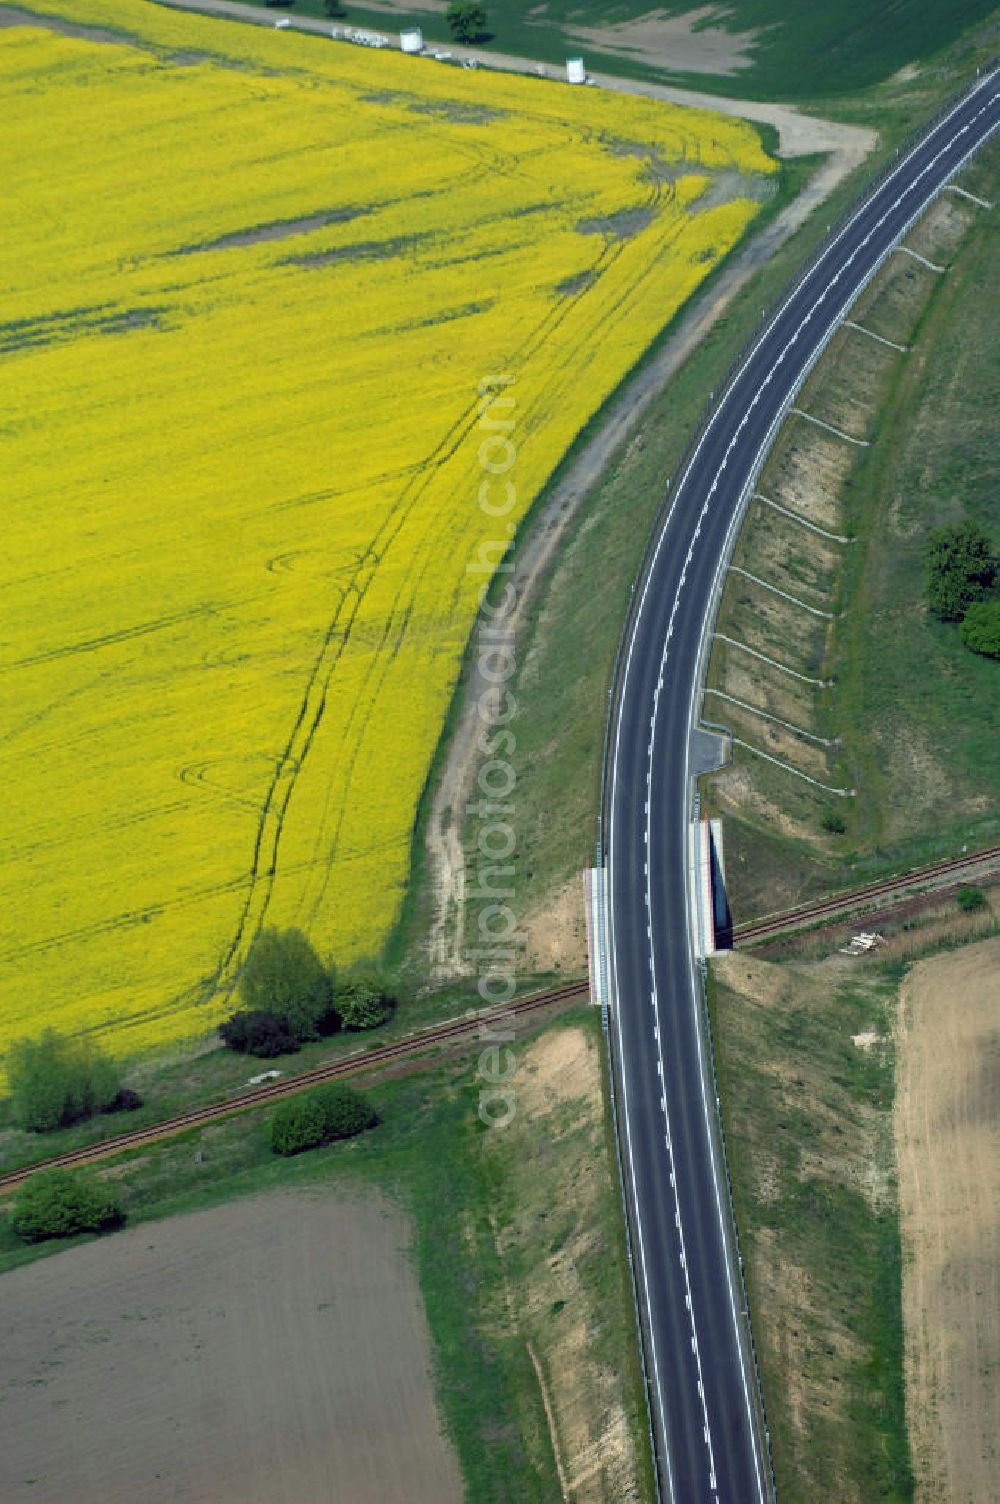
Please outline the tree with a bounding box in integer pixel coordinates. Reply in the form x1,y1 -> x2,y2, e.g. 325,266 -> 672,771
268,1083 -> 376,1155
335,973 -> 395,1031
820,809 -> 846,834
959,599 -> 1000,659
446,0 -> 489,44
324,0 -> 346,16
238,928 -> 333,1042
218,1008 -> 299,1058
11,1168 -> 124,1243
924,519 -> 997,621
6,1030 -> 121,1133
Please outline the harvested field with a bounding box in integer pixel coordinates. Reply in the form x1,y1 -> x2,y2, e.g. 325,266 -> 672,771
561,8 -> 759,76
896,937 -> 1000,1504
0,1191 -> 462,1504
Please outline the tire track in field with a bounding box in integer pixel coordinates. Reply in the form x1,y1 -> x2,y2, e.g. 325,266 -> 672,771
285,141 -> 669,918
293,213 -> 637,923
213,129 -> 669,982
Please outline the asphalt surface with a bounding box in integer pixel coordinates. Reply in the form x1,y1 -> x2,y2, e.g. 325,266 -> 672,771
604,70 -> 1000,1504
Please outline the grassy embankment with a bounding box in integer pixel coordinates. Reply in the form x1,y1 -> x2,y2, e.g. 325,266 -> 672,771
710,878 -> 1000,1502
709,951 -> 911,1502
702,135 -> 1000,918
703,134 -> 1000,1500
0,1006 -> 655,1503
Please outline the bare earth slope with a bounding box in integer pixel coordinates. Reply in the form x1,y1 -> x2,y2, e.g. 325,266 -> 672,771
895,937 -> 1000,1504
0,1191 -> 463,1504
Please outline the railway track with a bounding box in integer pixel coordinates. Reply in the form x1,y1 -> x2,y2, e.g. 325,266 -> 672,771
733,843 -> 1000,945
0,980 -> 589,1196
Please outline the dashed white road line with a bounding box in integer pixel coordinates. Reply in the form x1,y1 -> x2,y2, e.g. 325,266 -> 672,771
605,71 -> 999,1504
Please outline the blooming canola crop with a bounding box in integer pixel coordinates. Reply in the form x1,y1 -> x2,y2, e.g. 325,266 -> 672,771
1,0 -> 774,1057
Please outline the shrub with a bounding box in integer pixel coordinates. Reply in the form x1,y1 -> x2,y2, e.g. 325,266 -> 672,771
335,974 -> 395,1031
101,1086 -> 143,1114
6,1031 -> 122,1133
219,1008 -> 299,1058
924,519 -> 997,621
268,1083 -> 376,1156
268,1093 -> 328,1156
10,1168 -> 124,1243
314,1083 -> 378,1139
958,599 -> 1000,659
956,885 -> 987,913
239,928 -> 332,1042
820,809 -> 846,834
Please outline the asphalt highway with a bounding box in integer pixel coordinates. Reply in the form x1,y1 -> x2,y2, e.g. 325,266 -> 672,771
604,69 -> 1000,1504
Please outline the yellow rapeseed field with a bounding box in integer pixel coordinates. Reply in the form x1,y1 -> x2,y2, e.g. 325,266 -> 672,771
1,0 -> 774,1058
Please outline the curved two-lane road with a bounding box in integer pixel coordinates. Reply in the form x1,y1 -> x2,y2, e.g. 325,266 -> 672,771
605,69 -> 1000,1504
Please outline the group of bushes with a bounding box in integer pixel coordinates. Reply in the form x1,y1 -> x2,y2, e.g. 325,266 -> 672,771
6,1031 -> 141,1134
218,927 -> 395,1058
925,519 -> 1000,657
3,925 -> 385,1248
7,1081 -> 377,1246
267,1082 -> 376,1155
10,1168 -> 125,1244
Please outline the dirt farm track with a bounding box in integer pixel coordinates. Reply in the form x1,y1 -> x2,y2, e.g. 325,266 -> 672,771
0,1191 -> 463,1504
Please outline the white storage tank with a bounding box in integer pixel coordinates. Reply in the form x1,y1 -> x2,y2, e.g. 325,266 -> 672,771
566,56 -> 586,84
400,28 -> 424,53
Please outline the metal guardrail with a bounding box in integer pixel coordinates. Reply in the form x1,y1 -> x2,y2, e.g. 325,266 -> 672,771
595,61 -> 999,1504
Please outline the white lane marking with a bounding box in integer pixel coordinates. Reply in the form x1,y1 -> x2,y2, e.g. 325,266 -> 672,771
606,78 -> 1000,1504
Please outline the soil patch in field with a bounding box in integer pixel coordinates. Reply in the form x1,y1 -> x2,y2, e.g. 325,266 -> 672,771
0,1191 -> 462,1504
559,6 -> 760,76
895,937 -> 1000,1504
0,6 -> 130,45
